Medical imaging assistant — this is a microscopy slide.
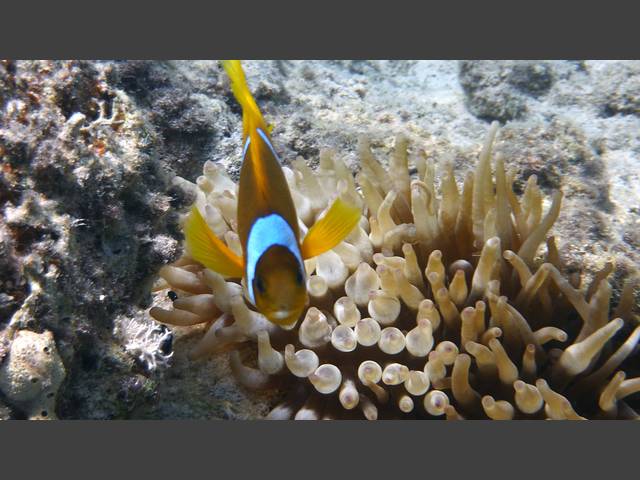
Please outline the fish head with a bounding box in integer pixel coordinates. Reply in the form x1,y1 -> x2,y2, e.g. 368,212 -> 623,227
252,245 -> 307,326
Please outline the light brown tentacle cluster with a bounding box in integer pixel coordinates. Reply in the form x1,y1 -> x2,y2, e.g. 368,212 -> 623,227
149,123 -> 639,420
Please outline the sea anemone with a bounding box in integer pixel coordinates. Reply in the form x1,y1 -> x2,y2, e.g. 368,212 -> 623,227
149,122 -> 639,420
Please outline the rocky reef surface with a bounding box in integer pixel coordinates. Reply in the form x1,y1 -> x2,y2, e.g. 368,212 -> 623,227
0,60 -> 638,419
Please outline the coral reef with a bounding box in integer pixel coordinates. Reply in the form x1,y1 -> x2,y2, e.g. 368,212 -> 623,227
1,60 -> 639,418
151,122 -> 640,419
594,62 -> 640,117
0,60 -> 186,418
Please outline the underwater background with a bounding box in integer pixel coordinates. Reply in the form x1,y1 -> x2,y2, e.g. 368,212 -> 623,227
0,60 -> 638,419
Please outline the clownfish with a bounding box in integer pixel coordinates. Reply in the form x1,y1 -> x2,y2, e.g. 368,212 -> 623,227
184,60 -> 361,326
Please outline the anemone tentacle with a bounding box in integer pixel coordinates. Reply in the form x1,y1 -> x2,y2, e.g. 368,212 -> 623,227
150,123 -> 640,420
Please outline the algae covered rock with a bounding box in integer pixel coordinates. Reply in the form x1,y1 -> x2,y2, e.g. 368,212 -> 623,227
0,329 -> 66,419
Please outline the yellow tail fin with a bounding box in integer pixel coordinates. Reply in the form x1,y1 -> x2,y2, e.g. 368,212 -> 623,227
301,198 -> 361,259
184,206 -> 244,278
222,60 -> 268,136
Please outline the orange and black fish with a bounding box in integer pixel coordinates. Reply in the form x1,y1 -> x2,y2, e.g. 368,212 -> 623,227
184,60 -> 361,326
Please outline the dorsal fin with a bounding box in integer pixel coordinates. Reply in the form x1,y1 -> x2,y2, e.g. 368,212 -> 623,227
222,60 -> 269,139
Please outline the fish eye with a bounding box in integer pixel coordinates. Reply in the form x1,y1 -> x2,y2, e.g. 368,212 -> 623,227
255,276 -> 266,294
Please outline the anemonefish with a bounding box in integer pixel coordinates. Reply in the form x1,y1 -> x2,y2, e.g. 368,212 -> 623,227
184,60 -> 361,326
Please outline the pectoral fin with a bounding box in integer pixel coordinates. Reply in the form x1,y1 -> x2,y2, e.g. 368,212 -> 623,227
184,206 -> 244,278
301,198 -> 361,259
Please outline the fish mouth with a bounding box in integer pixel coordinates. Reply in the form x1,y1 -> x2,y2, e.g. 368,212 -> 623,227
271,310 -> 294,320
268,309 -> 300,326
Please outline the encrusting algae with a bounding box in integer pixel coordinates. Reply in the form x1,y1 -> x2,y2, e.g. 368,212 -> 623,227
149,64 -> 640,420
